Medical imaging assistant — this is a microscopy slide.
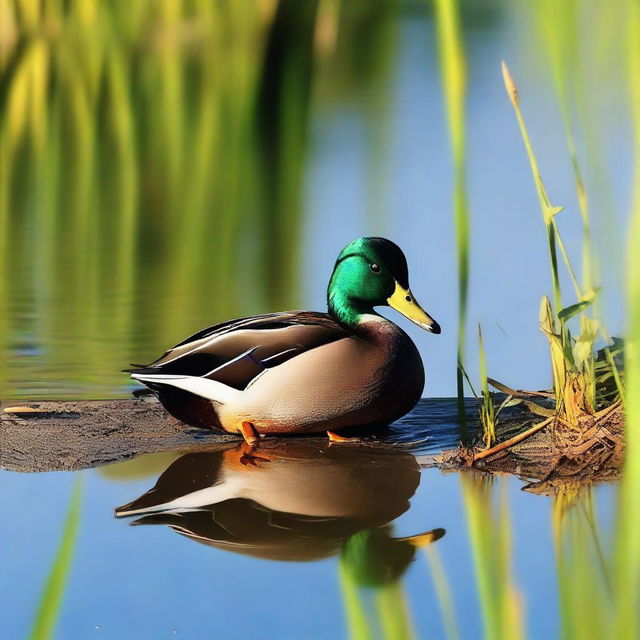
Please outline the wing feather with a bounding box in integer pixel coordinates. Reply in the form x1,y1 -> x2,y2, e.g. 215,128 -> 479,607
130,311 -> 350,392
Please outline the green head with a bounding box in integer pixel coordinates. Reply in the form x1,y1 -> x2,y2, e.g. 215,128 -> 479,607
327,237 -> 441,332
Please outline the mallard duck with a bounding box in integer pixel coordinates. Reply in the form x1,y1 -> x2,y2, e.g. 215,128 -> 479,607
129,237 -> 440,443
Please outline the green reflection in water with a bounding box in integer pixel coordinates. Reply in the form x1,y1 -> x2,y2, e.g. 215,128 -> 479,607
552,486 -> 610,640
460,473 -> 523,640
0,0 -> 321,400
0,0 -> 402,401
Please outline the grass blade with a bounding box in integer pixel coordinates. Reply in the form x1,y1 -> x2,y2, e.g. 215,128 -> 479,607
425,546 -> 460,640
338,557 -> 373,640
29,480 -> 83,640
433,0 -> 470,436
615,0 -> 640,636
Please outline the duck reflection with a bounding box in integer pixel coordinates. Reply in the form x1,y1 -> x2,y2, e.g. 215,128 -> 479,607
115,441 -> 444,577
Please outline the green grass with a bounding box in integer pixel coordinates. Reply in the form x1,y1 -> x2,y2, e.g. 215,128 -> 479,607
1,1 -> 284,398
477,325 -> 496,446
500,61 -> 618,428
552,488 -> 610,640
424,546 -> 460,640
30,481 -> 83,640
433,0 -> 470,436
460,473 -> 523,640
338,557 -> 373,640
339,529 -> 418,640
614,1 -> 640,636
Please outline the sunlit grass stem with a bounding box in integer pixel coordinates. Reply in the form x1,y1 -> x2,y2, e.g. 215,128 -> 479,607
534,0 -> 595,294
460,474 -> 523,640
29,481 -> 83,640
501,62 -> 564,316
375,582 -> 415,640
614,0 -> 640,636
338,558 -> 373,640
478,325 -> 495,446
433,0 -> 469,435
425,547 -> 460,640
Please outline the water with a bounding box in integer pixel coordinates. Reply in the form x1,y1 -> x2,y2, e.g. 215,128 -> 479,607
1,400 -> 616,638
0,2 -> 630,638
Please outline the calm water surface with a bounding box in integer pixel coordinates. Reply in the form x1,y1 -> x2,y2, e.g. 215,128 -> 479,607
1,400 -> 616,639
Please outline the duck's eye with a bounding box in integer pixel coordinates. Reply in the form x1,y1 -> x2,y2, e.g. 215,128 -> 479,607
370,263 -> 381,273
405,295 -> 412,302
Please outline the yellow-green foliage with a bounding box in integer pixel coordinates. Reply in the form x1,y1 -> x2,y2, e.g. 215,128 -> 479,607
338,557 -> 373,640
433,0 -> 470,424
30,481 -> 83,640
424,547 -> 460,640
460,474 -> 523,640
338,543 -> 416,640
501,62 -> 616,424
614,1 -> 640,637
552,488 -> 610,640
0,1 -> 283,398
478,325 -> 495,446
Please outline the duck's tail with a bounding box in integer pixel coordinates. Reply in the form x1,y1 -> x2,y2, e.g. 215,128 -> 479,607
130,372 -> 239,406
128,373 -> 231,430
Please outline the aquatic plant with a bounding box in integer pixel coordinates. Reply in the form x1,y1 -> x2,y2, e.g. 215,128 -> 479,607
552,487 -> 610,640
469,63 -> 623,459
614,1 -> 640,636
460,474 -> 523,640
339,529 -> 418,640
477,325 -> 496,446
29,481 -> 82,640
424,546 -> 460,640
433,0 -> 469,434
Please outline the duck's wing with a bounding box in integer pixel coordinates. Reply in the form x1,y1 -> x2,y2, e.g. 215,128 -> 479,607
129,311 -> 351,392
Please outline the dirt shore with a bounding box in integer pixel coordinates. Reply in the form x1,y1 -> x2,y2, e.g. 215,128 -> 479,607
1,398 -> 624,491
0,398 -> 240,472
0,398 -> 402,473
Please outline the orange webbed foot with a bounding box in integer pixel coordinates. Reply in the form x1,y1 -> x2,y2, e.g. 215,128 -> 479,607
327,431 -> 358,443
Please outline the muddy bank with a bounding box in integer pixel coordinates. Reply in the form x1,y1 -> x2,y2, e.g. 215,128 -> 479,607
0,399 -> 241,472
1,397 -> 624,492
0,398 -> 417,473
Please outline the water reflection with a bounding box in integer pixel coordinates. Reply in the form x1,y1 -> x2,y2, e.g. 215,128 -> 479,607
116,441 -> 444,569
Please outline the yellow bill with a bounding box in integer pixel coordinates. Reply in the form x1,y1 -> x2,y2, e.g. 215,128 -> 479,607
387,281 -> 441,333
396,527 -> 446,548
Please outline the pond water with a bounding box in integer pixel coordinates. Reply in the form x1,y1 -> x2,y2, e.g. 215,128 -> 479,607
2,400 -> 617,639
0,2 -> 630,638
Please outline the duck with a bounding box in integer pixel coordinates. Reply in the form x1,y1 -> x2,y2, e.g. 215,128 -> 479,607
128,237 -> 440,444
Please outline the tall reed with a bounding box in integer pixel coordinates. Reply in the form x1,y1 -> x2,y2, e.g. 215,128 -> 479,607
460,474 -> 523,640
553,488 -> 610,640
501,62 -> 614,427
29,481 -> 83,640
614,1 -> 640,636
433,0 -> 470,435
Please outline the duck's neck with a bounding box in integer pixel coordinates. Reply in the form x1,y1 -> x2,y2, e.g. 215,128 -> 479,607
328,292 -> 378,329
